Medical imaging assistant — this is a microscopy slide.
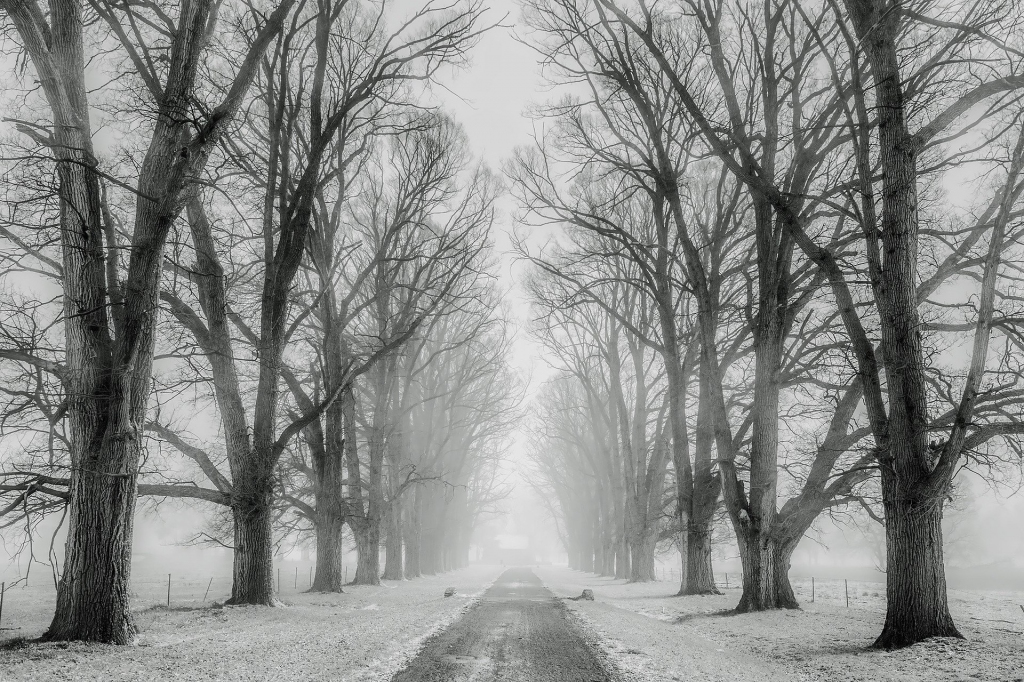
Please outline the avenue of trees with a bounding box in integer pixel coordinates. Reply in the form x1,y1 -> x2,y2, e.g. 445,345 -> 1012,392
0,0 -> 1022,656
517,0 -> 1024,650
0,0 -> 517,645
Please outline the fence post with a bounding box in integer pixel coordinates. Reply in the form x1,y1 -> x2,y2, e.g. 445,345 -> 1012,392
309,566 -> 313,587
845,579 -> 849,607
294,566 -> 297,590
203,577 -> 214,602
725,573 -> 729,588
811,577 -> 815,603
167,574 -> 171,608
277,568 -> 281,594
1,582 -> 5,627
344,566 -> 348,584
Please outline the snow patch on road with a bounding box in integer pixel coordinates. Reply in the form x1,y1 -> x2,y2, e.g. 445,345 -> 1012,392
350,568 -> 502,682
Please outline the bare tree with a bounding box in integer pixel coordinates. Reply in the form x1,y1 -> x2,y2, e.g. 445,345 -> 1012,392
600,0 -> 1024,646
149,3 -> 489,602
0,0 -> 295,642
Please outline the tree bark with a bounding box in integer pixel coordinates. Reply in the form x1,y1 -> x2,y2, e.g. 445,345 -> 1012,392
405,486 -> 422,578
383,496 -> 404,580
682,363 -> 722,595
629,527 -> 657,582
44,456 -> 139,643
734,525 -> 799,612
311,508 -> 345,592
352,521 -> 381,585
227,494 -> 275,605
874,493 -> 959,647
685,525 -> 719,595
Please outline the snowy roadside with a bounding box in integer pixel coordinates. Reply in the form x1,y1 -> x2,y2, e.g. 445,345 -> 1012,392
0,564 -> 504,682
536,564 -> 1024,682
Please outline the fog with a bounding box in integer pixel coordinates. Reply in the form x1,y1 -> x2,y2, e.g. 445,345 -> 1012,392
1,0 -> 1023,678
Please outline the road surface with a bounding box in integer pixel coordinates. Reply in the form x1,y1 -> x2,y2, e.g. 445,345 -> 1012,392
391,567 -> 614,682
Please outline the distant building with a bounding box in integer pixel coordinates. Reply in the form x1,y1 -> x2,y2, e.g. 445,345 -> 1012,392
485,533 -> 535,565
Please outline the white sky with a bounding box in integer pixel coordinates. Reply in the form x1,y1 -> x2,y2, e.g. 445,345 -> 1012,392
429,2 -> 556,392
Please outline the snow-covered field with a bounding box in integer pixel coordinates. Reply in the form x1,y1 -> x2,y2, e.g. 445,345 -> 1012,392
538,564 -> 1024,682
0,564 -> 503,681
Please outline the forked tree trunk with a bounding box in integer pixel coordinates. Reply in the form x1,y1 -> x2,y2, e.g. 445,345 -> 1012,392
44,452 -> 139,643
685,524 -> 719,595
228,494 -> 275,605
7,0 -> 292,645
734,527 -> 799,612
874,496 -> 961,648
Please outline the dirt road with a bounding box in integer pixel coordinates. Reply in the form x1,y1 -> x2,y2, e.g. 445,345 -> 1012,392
391,567 -> 614,682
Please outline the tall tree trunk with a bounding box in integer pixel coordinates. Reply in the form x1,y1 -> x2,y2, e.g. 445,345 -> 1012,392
841,0 -> 964,647
228,490 -> 276,605
45,448 -> 139,643
383,496 -> 404,579
352,521 -> 381,585
874,487 -> 959,647
734,525 -> 798,612
773,537 -> 798,609
615,531 -> 630,579
682,364 -> 721,595
686,525 -> 718,595
630,528 -> 657,582
405,487 -> 422,578
311,508 -> 345,592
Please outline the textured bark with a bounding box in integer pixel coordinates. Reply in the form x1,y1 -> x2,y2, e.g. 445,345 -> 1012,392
629,528 -> 657,582
0,0 -> 293,643
875,500 -> 958,647
227,499 -> 275,605
44,457 -> 139,643
732,305 -> 789,611
841,0 -> 964,646
352,522 -> 381,585
684,526 -> 718,595
734,528 -> 799,613
681,363 -> 722,595
310,504 -> 345,592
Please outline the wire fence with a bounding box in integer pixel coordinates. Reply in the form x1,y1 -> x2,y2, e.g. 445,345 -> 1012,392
0,562 -> 360,632
648,566 -> 884,608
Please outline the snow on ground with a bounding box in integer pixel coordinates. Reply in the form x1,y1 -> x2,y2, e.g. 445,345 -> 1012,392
537,564 -> 1024,682
0,564 -> 503,681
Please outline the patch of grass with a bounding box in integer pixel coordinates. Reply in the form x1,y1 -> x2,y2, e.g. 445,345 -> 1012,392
137,603 -> 208,614
672,608 -> 737,624
0,636 -> 35,651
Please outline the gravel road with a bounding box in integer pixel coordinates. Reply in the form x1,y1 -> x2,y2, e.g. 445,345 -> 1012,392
391,567 -> 614,682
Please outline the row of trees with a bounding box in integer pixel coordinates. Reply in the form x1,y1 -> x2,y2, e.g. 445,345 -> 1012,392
518,0 -> 1024,649
0,0 -> 516,645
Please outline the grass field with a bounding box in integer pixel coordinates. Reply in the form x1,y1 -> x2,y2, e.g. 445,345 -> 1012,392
0,564 -> 503,682
2,564 -> 1022,681
539,565 -> 1024,682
